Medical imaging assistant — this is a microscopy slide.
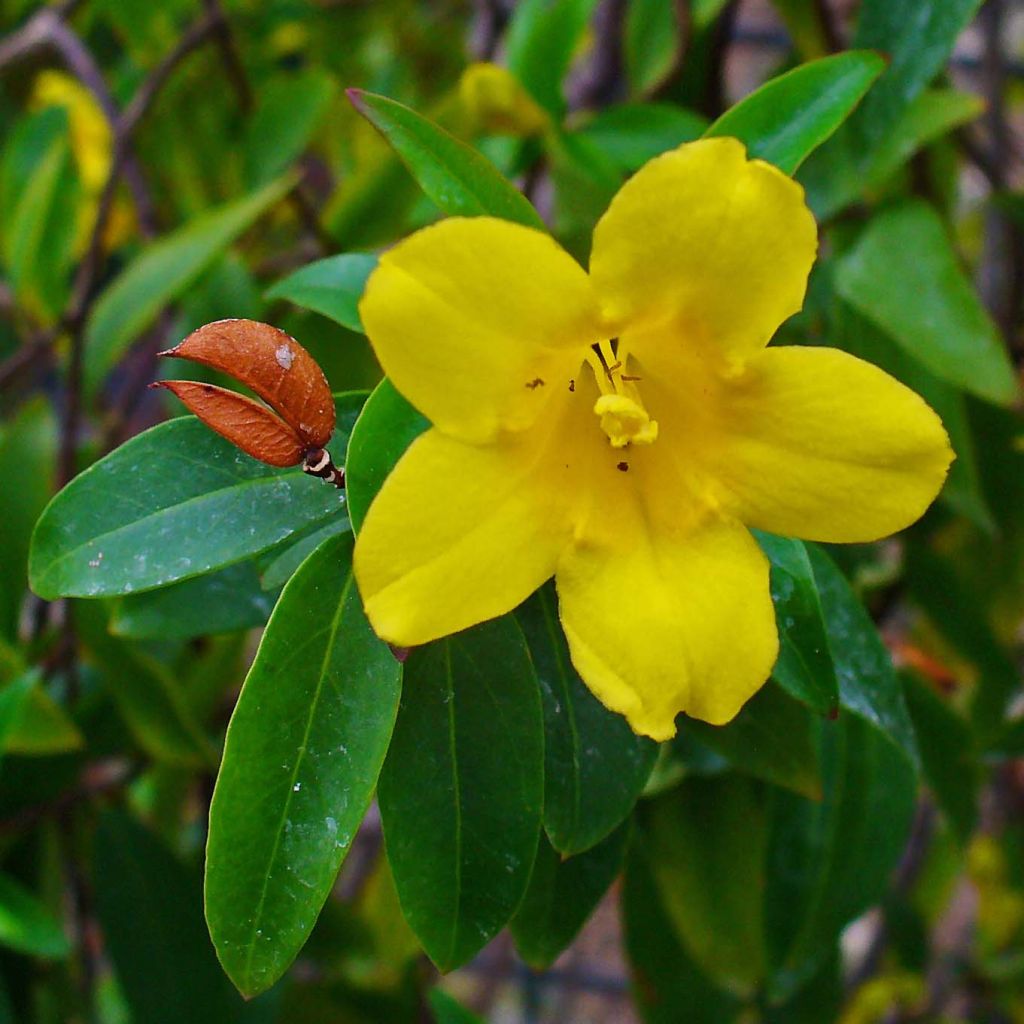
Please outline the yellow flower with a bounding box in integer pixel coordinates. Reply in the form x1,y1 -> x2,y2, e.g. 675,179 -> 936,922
458,63 -> 550,137
353,138 -> 953,740
32,71 -> 111,193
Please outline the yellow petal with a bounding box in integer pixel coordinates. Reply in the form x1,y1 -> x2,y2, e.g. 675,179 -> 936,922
556,512 -> 778,740
359,217 -> 600,443
354,424 -> 576,646
716,346 -> 954,542
589,137 -> 818,359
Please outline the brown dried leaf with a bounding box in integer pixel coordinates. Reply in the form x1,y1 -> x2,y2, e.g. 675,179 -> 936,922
160,319 -> 335,448
152,381 -> 305,467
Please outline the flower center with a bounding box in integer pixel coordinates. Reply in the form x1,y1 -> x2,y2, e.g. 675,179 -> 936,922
587,340 -> 658,449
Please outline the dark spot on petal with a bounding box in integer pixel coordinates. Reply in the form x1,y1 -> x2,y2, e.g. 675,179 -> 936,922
568,379 -> 576,392
617,461 -> 629,472
525,377 -> 545,389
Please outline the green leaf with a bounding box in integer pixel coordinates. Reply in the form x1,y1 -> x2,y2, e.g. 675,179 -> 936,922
705,52 -> 885,174
903,675 -> 978,843
0,872 -> 69,959
83,175 -> 294,395
78,601 -> 215,767
764,713 -> 917,999
681,683 -> 821,799
29,393 -> 364,600
110,561 -> 278,639
851,0 -> 983,147
622,846 -> 742,1024
504,0 -> 598,117
345,377 -> 429,532
206,533 -> 401,997
378,617 -> 543,972
244,70 -> 337,188
510,824 -> 629,969
757,532 -> 840,717
0,398 -> 56,640
95,812 -> 247,1024
836,201 -> 1017,405
347,90 -> 545,230
625,0 -> 681,96
516,583 -> 656,855
427,990 -> 485,1024
639,776 -> 767,994
266,253 -> 377,333
573,103 -> 707,173
807,544 -> 919,768
255,517 -> 352,591
0,670 -> 82,756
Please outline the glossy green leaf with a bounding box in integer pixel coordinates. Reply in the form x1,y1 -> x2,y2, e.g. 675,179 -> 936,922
83,175 -> 293,395
345,377 -> 429,532
0,398 -> 56,640
903,675 -> 978,843
807,544 -> 919,768
836,201 -> 1017,405
428,990 -> 485,1024
705,52 -> 885,174
516,583 -> 656,855
110,561 -> 278,639
639,776 -> 767,994
573,103 -> 707,172
757,532 -> 839,717
29,393 -> 363,599
244,70 -> 337,188
78,601 -> 215,767
511,823 -> 629,969
378,616 -> 543,972
255,517 -> 351,591
95,812 -> 248,1024
347,90 -> 545,230
764,713 -> 917,999
266,253 -> 377,333
682,683 -> 821,799
0,872 -> 68,958
206,533 -> 401,997
504,0 -> 598,117
622,846 -> 742,1024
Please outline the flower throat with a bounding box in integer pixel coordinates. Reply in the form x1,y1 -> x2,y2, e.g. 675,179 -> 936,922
587,339 -> 658,449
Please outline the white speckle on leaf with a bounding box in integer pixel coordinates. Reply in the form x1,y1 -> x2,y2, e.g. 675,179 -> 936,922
275,344 -> 294,370
88,552 -> 104,569
293,782 -> 301,792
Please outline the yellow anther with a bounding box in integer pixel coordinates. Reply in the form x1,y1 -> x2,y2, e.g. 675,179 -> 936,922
594,393 -> 658,449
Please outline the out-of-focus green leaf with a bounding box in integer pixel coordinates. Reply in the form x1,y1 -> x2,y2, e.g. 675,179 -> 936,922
851,0 -> 983,147
757,533 -> 840,717
640,776 -> 767,994
378,617 -> 543,972
682,684 -> 821,799
78,601 -> 214,767
0,670 -> 82,756
83,175 -> 293,394
511,823 -> 629,969
428,990 -> 485,1024
347,91 -> 544,230
345,377 -> 429,532
903,675 -> 978,843
0,107 -> 67,237
110,562 -> 278,639
29,393 -> 363,599
0,872 -> 69,958
573,103 -> 707,172
622,846 -> 742,1024
768,0 -> 830,58
517,583 -> 656,855
505,0 -> 598,117
244,70 -> 337,188
266,253 -> 377,333
95,812 -> 248,1024
836,201 -> 1017,405
764,713 -> 917,1000
625,0 -> 681,96
206,533 -> 401,998
0,398 -> 55,640
546,129 -> 622,256
705,52 -> 885,174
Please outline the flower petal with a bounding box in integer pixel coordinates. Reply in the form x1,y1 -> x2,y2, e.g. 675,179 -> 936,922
589,137 -> 818,359
556,514 -> 777,740
716,346 -> 954,542
359,217 -> 599,443
354,425 -> 575,646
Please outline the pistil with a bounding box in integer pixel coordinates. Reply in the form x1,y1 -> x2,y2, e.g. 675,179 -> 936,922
586,340 -> 658,448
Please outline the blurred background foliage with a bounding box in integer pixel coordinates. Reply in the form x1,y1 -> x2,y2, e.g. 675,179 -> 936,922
2,0 -> 1024,1021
